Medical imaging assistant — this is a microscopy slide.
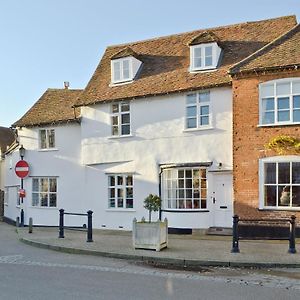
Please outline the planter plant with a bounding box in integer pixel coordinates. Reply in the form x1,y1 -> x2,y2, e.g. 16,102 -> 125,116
132,194 -> 168,251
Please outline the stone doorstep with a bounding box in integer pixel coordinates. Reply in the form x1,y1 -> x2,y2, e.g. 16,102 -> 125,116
204,227 -> 233,236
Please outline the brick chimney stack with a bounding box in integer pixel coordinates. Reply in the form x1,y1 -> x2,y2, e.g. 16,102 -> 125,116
64,81 -> 70,89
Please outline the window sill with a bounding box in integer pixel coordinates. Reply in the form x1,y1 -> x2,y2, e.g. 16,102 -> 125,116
183,126 -> 214,132
106,209 -> 136,212
110,79 -> 134,86
257,122 -> 300,128
29,206 -> 58,210
38,148 -> 58,152
259,207 -> 300,211
161,209 -> 209,213
108,134 -> 134,140
189,68 -> 218,73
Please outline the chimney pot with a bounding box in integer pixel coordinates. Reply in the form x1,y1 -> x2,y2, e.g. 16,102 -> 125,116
64,81 -> 70,89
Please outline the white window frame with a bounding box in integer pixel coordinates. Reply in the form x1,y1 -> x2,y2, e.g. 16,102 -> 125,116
185,91 -> 211,130
31,177 -> 58,208
259,78 -> 300,126
108,174 -> 134,209
259,156 -> 300,210
162,167 -> 208,211
190,43 -> 218,71
111,58 -> 133,84
110,102 -> 131,136
39,129 -> 56,149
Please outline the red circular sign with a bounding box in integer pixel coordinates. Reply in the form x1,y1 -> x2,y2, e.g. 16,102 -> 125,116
15,160 -> 30,178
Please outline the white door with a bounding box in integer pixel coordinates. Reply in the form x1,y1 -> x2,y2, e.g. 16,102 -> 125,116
212,174 -> 233,228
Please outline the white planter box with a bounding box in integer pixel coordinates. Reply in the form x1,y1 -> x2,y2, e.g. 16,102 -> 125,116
132,218 -> 168,251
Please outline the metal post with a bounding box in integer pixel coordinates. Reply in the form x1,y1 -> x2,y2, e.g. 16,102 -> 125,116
59,209 -> 64,238
16,217 -> 20,228
87,210 -> 93,242
29,217 -> 33,233
20,208 -> 24,227
288,215 -> 296,254
231,215 -> 240,253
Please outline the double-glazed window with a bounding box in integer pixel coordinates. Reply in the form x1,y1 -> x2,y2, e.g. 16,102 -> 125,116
108,174 -> 133,209
39,129 -> 55,149
111,58 -> 132,83
262,159 -> 300,208
111,102 -> 130,136
260,79 -> 300,125
186,91 -> 210,129
32,178 -> 57,207
162,168 -> 207,210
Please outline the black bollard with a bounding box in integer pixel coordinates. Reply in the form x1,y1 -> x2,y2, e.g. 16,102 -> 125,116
231,215 -> 240,253
29,217 -> 33,233
87,210 -> 93,242
59,209 -> 65,238
288,215 -> 296,254
20,209 -> 24,227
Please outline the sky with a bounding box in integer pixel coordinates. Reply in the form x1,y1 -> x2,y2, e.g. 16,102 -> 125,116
0,0 -> 299,127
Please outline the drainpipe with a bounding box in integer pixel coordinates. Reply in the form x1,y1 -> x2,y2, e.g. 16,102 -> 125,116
158,168 -> 163,221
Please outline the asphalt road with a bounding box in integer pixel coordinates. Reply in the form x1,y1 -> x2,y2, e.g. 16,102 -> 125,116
1,222 -> 300,300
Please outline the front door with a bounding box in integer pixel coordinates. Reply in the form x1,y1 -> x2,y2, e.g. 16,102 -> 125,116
212,174 -> 233,228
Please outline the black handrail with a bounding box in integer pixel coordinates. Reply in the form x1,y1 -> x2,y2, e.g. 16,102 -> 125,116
231,215 -> 296,254
59,209 -> 93,242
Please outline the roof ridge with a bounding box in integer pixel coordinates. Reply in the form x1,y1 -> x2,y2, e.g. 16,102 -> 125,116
229,23 -> 300,74
106,15 -> 296,49
46,88 -> 83,92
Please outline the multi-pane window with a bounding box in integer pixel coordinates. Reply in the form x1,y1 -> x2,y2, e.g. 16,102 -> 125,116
260,79 -> 300,125
39,129 -> 55,149
186,91 -> 210,129
108,174 -> 133,209
32,178 -> 57,207
162,168 -> 207,210
111,102 -> 131,136
112,59 -> 132,83
191,44 -> 218,71
263,161 -> 300,208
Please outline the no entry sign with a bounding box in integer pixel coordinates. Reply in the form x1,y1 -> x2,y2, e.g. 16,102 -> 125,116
15,160 -> 30,178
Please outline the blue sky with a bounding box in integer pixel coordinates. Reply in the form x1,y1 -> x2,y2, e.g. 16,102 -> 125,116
0,0 -> 299,127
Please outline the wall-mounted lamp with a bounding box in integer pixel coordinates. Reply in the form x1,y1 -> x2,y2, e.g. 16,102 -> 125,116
19,145 -> 26,160
218,162 -> 222,169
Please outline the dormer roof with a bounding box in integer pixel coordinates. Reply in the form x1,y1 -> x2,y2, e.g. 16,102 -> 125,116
188,31 -> 220,46
111,47 -> 140,60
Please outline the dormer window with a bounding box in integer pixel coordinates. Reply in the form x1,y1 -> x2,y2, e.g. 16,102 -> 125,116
188,31 -> 222,72
111,47 -> 142,84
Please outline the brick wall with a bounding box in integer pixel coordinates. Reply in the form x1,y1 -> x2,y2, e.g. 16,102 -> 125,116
232,70 -> 300,224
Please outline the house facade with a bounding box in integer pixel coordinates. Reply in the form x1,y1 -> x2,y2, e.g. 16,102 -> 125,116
4,15 -> 299,231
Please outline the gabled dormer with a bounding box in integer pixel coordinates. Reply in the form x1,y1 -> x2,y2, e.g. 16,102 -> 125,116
110,47 -> 142,84
188,31 -> 222,72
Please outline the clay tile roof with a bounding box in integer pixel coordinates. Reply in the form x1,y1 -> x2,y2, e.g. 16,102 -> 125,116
188,31 -> 220,46
0,127 -> 15,153
13,89 -> 83,128
111,47 -> 140,60
230,24 -> 300,74
75,15 -> 297,107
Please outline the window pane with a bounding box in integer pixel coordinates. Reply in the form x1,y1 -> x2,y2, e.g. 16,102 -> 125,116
40,193 -> 48,207
264,163 -> 276,184
199,92 -> 209,103
293,110 -> 300,122
186,94 -> 196,104
126,199 -> 133,208
32,193 -> 39,206
194,57 -> 201,68
109,188 -> 115,198
40,179 -> 48,193
117,176 -> 123,185
193,189 -> 200,198
117,198 -> 123,208
112,116 -> 118,125
205,56 -> 212,66
194,47 -> 201,58
121,124 -> 130,135
278,111 -> 290,122
109,176 -> 115,186
178,170 -> 184,178
49,179 -> 57,192
278,163 -> 290,184
113,61 -> 121,81
32,179 -> 39,192
186,200 -> 192,208
122,60 -> 130,79
117,188 -> 123,198
187,106 -> 197,117
178,179 -> 184,188
49,194 -> 57,207
109,199 -> 115,208
121,113 -> 130,124
112,104 -> 119,113
262,111 -> 274,124
261,84 -> 274,97
40,130 -> 47,149
276,82 -> 290,95
278,97 -> 289,109
186,189 -> 192,198
293,96 -> 300,108
187,118 -> 196,128
194,200 -> 200,209
292,186 -> 300,207
121,103 -> 130,112
112,126 -> 119,136
193,178 -> 199,189
292,162 -> 300,183
292,82 -> 300,94
200,116 -> 209,125
262,98 -> 274,111
201,199 -> 207,209
126,187 -> 133,198
264,185 -> 276,206
205,46 -> 212,56
185,170 -> 192,178
278,186 -> 290,206
48,130 -> 55,148
126,175 -> 133,186
200,105 -> 209,115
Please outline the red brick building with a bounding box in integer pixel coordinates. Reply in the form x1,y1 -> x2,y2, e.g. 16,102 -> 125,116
230,24 -> 300,227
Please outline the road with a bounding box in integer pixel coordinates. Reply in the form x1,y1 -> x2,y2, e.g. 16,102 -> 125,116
0,222 -> 300,300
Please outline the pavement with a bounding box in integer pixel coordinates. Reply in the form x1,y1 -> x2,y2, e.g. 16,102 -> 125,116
17,226 -> 300,268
